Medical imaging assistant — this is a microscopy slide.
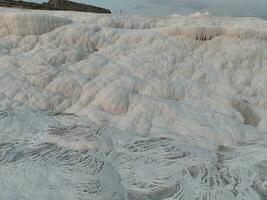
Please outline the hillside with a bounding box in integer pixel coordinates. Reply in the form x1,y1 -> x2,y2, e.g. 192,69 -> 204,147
0,0 -> 111,13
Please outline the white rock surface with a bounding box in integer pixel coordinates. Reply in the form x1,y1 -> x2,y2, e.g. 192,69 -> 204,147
0,8 -> 267,200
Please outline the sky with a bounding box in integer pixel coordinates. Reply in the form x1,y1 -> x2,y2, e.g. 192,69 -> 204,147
30,0 -> 267,19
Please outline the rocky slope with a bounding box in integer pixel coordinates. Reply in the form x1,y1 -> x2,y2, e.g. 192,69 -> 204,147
0,8 -> 267,200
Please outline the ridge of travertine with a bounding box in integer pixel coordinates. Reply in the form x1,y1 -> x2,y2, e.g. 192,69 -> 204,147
0,8 -> 267,200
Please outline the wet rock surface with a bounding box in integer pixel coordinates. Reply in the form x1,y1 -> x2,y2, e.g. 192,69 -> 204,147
0,8 -> 267,200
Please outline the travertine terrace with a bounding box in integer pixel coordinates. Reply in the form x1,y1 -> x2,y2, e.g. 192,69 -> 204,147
0,8 -> 267,200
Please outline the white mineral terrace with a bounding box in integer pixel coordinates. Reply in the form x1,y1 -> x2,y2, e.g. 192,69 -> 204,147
0,8 -> 267,200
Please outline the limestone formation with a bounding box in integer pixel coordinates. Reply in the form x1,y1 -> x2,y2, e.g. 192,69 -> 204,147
0,8 -> 267,200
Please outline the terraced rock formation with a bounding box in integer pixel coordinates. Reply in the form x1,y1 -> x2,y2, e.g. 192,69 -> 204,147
0,8 -> 267,200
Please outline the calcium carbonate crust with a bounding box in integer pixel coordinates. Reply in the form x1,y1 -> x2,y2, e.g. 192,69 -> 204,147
0,8 -> 267,200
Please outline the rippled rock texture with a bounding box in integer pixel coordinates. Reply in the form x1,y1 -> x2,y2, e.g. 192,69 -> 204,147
0,8 -> 267,200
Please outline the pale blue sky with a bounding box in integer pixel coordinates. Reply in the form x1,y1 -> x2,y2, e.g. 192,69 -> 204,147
30,0 -> 267,19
